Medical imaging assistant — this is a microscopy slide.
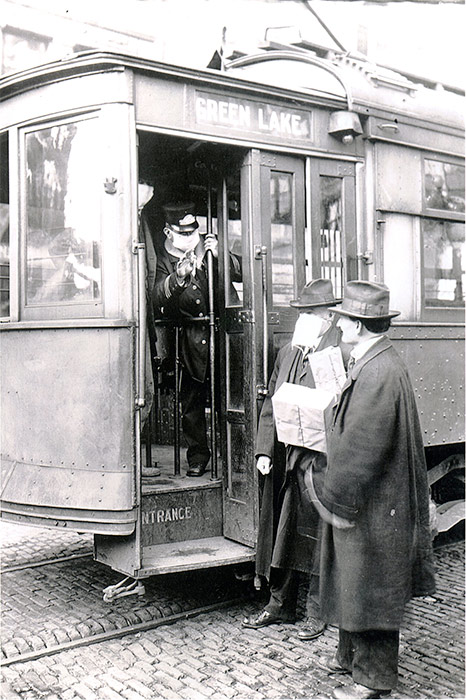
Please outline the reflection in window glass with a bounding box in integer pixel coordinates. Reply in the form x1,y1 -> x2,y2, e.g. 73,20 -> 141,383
25,120 -> 101,306
0,133 -> 9,317
424,160 -> 465,213
227,334 -> 244,410
271,172 -> 293,305
423,219 -> 465,307
319,176 -> 343,299
228,422 -> 247,502
225,175 -> 243,306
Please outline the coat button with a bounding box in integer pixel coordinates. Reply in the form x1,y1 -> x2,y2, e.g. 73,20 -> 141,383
195,298 -> 201,304
198,312 -> 204,317
192,285 -> 197,290
201,339 -> 207,345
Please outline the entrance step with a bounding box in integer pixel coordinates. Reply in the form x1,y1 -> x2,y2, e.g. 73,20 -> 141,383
140,536 -> 255,576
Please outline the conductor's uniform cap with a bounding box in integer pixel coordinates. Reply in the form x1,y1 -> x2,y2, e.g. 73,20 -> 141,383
163,202 -> 199,234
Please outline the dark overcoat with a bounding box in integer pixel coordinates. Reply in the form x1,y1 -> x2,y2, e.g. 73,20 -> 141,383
315,336 -> 436,631
255,323 -> 342,580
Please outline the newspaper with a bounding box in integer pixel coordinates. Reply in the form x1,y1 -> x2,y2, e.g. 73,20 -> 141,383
309,345 -> 346,396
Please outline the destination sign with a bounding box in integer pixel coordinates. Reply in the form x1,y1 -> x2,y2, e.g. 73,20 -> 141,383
195,91 -> 312,141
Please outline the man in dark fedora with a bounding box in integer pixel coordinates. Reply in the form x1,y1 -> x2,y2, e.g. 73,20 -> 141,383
153,202 -> 241,477
307,281 -> 436,698
243,279 -> 345,639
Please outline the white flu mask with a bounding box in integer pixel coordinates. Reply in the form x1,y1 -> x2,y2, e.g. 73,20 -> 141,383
166,229 -> 200,253
292,312 -> 329,349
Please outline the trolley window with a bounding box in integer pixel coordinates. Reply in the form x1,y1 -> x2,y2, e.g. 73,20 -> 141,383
22,117 -> 102,316
270,170 -> 294,306
318,175 -> 343,298
424,159 -> 465,214
422,157 -> 465,317
422,219 -> 465,309
0,132 -> 9,319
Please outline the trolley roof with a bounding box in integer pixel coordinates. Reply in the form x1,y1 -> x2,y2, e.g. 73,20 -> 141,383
0,48 -> 463,133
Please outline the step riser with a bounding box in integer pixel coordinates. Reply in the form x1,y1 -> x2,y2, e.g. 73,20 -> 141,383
141,487 -> 223,546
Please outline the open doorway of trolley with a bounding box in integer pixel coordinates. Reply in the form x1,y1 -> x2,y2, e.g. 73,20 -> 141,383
103,127 -> 263,580
135,129 -> 247,480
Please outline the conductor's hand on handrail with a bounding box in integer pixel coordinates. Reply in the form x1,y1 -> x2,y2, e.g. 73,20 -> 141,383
203,232 -> 218,259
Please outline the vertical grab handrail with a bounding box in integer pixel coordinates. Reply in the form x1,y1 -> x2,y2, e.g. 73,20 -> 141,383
174,325 -> 181,476
256,244 -> 269,399
206,184 -> 218,480
135,242 -> 147,410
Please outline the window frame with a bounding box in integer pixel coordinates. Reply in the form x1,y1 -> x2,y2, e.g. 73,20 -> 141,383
422,153 -> 465,221
420,153 -> 464,322
19,111 -> 105,321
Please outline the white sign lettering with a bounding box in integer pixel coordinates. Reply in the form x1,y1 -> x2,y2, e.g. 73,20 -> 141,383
195,92 -> 311,141
142,506 -> 193,525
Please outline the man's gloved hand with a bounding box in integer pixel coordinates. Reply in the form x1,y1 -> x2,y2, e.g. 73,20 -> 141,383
256,455 -> 272,475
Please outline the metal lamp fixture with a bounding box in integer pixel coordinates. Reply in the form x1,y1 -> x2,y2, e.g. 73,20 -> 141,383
328,110 -> 363,144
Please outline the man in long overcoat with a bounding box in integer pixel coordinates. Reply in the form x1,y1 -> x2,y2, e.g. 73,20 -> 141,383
309,281 -> 436,699
242,279 -> 345,639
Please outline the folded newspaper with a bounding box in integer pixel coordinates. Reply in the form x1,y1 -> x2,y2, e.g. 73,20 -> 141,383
271,346 -> 346,453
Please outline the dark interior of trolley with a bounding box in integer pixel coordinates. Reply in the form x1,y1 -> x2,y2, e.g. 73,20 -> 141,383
137,131 -> 247,489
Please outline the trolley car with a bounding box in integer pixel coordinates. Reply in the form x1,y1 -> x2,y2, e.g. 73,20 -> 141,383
1,42 -> 464,596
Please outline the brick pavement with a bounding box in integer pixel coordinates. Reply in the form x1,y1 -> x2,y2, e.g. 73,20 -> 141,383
1,523 -> 464,699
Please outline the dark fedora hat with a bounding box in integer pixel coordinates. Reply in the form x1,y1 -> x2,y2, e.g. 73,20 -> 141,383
163,202 -> 199,234
289,279 -> 341,309
329,280 -> 400,319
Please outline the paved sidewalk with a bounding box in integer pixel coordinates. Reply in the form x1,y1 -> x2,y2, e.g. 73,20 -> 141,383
1,523 -> 464,699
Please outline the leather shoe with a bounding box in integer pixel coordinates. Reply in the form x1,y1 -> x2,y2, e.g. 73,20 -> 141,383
318,654 -> 350,675
333,682 -> 391,699
297,619 -> 326,640
242,609 -> 292,629
186,463 -> 207,477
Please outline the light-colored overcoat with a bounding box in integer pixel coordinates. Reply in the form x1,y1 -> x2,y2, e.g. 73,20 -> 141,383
315,336 -> 436,631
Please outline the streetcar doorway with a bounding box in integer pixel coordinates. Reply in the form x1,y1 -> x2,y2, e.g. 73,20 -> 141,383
136,132 -> 256,551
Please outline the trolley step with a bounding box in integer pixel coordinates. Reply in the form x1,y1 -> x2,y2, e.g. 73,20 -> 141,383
139,536 -> 255,576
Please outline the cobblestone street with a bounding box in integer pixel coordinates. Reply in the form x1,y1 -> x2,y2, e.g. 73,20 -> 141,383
1,523 -> 464,700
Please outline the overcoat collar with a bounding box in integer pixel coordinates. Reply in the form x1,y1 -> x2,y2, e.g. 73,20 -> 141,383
340,335 -> 392,394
